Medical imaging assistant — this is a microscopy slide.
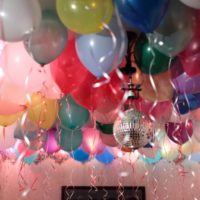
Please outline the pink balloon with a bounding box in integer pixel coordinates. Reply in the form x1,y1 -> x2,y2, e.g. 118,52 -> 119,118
0,99 -> 26,115
0,78 -> 27,104
0,42 -> 50,93
43,128 -> 60,154
81,127 -> 105,155
100,132 -> 118,147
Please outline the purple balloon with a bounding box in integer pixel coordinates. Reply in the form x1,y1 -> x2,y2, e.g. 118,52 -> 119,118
173,73 -> 200,94
165,120 -> 193,145
43,128 -> 60,154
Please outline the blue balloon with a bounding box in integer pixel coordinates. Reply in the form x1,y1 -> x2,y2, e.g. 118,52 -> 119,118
76,17 -> 128,77
115,0 -> 169,33
70,148 -> 89,163
140,150 -> 162,164
174,93 -> 200,115
95,149 -> 114,164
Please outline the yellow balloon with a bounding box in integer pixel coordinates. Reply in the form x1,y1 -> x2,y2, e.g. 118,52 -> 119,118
0,112 -> 23,127
56,0 -> 113,34
27,92 -> 58,129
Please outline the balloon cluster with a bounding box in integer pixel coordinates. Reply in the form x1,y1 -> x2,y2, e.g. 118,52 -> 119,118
0,0 -> 200,164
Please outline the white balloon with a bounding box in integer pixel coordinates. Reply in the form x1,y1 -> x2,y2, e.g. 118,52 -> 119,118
179,0 -> 200,9
0,0 -> 42,42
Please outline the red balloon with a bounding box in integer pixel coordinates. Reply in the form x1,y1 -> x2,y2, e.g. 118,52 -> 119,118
100,132 -> 118,147
50,39 -> 91,94
134,98 -> 172,122
165,120 -> 193,145
71,71 -> 124,113
180,13 -> 200,76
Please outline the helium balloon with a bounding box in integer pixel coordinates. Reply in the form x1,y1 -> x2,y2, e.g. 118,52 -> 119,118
174,93 -> 200,115
50,39 -> 91,94
180,14 -> 200,76
16,141 -> 36,157
100,133 -> 118,147
56,0 -> 113,34
134,98 -> 172,122
159,136 -> 179,161
14,120 -> 46,151
170,57 -> 184,79
24,10 -> 68,65
95,148 -> 114,164
23,152 -> 38,165
179,0 -> 200,9
71,71 -> 124,112
76,16 -> 128,77
115,0 -> 169,33
0,42 -> 50,92
134,35 -> 171,75
140,71 -> 174,102
147,0 -> 196,56
0,99 -> 26,115
59,128 -> 83,152
59,96 -> 89,130
70,148 -> 89,163
82,127 -> 105,155
181,136 -> 200,155
43,128 -> 60,154
0,112 -> 23,127
93,109 -> 118,124
28,92 -> 58,129
0,0 -> 42,42
173,73 -> 200,94
140,150 -> 162,164
165,120 -> 193,145
96,122 -> 113,135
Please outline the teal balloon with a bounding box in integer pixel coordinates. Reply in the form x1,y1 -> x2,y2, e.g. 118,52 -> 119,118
96,121 -> 113,135
59,128 -> 83,152
23,153 -> 38,165
59,95 -> 90,129
140,150 -> 162,164
15,149 -> 38,165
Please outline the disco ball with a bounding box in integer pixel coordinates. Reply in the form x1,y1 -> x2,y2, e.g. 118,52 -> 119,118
113,108 -> 154,149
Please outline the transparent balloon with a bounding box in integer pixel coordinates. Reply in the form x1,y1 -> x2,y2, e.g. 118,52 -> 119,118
147,0 -> 196,56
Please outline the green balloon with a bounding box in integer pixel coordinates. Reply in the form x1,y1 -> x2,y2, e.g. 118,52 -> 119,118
134,35 -> 171,75
96,121 -> 113,135
59,95 -> 90,129
59,128 -> 83,152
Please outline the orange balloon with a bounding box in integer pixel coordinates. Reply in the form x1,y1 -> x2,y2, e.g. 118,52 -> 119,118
140,70 -> 173,102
